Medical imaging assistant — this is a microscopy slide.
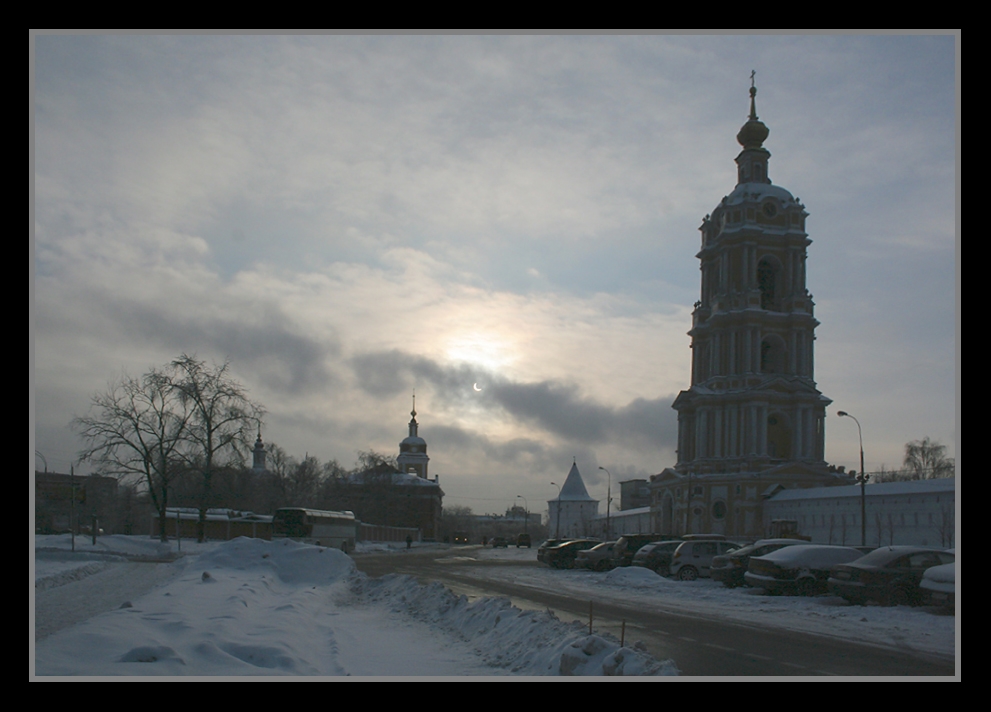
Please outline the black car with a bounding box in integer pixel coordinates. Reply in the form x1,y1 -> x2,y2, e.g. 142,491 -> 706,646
543,539 -> 601,569
612,534 -> 674,567
631,541 -> 683,576
828,547 -> 955,606
536,539 -> 570,564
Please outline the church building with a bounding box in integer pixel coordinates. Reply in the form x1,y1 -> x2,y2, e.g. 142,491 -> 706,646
650,80 -> 851,538
329,397 -> 444,540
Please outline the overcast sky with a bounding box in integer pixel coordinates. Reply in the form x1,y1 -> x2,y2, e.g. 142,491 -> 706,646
32,33 -> 958,516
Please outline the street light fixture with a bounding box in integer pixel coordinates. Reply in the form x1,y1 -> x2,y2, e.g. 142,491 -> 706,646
837,411 -> 868,547
550,482 -> 562,539
598,467 -> 612,540
516,494 -> 528,534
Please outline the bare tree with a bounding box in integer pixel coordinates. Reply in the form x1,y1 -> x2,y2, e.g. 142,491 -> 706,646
168,354 -> 265,542
903,437 -> 955,480
73,369 -> 192,541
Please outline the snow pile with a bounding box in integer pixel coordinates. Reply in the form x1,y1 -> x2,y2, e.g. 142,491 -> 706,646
603,566 -> 666,588
196,537 -> 355,585
354,573 -> 679,676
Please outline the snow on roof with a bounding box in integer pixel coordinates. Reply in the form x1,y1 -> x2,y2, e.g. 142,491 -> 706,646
752,544 -> 863,568
592,506 -> 650,520
552,463 -> 596,502
345,471 -> 438,486
723,182 -> 796,206
767,477 -> 955,502
921,563 -> 955,591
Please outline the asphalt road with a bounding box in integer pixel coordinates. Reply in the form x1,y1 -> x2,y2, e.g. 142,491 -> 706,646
352,548 -> 956,677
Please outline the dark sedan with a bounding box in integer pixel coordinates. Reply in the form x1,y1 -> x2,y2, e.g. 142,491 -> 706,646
631,541 -> 683,576
745,545 -> 865,596
828,547 -> 955,606
710,539 -> 806,588
543,539 -> 601,569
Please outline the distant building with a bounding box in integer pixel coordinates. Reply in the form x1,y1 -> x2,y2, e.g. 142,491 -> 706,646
619,479 -> 650,510
548,462 -> 599,539
589,506 -> 653,539
764,478 -> 955,548
35,470 -> 118,534
650,81 -> 851,538
323,398 -> 444,539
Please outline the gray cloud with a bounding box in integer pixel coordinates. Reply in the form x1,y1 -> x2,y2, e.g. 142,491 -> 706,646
350,349 -> 677,449
98,297 -> 337,395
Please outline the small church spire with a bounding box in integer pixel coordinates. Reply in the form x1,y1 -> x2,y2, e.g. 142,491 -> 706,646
735,72 -> 771,185
408,391 -> 418,437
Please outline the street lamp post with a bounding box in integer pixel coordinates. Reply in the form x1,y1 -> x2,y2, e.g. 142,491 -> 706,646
598,467 -> 612,540
550,482 -> 562,539
838,411 -> 868,547
516,494 -> 528,534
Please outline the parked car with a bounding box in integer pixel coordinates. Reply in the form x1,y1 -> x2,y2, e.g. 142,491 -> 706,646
710,539 -> 807,588
919,562 -> 955,611
612,534 -> 674,567
491,536 -> 509,548
576,541 -> 621,571
669,539 -> 743,580
745,545 -> 864,596
631,541 -> 683,576
537,539 -> 571,564
827,547 -> 955,606
516,533 -> 532,548
544,539 -> 601,569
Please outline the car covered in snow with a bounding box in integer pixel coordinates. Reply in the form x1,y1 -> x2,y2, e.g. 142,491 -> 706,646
827,546 -> 955,606
709,539 -> 807,588
745,544 -> 865,596
668,539 -> 743,580
919,562 -> 955,611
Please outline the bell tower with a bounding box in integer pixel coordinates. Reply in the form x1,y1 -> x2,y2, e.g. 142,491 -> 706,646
671,77 -> 830,476
396,393 -> 429,479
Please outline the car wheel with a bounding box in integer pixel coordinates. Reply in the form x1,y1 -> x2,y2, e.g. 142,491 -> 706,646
888,586 -> 913,607
678,566 -> 698,581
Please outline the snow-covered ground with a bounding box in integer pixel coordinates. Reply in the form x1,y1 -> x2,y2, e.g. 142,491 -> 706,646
32,536 -> 677,677
33,536 -> 957,678
457,546 -> 957,661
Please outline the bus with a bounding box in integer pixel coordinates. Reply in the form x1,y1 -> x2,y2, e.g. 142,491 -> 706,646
272,508 -> 357,553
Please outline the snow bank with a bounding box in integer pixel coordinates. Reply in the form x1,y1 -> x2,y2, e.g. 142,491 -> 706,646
603,566 -> 666,588
197,537 -> 354,585
354,573 -> 679,676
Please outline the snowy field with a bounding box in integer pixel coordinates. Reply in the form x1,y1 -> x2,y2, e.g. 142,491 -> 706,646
33,536 -> 677,678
